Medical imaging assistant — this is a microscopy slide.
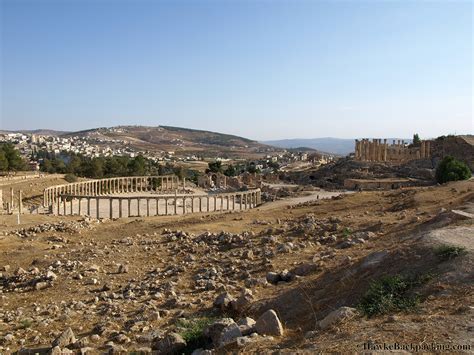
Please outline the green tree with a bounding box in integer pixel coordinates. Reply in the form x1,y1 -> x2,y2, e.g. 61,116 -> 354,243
207,160 -> 222,173
128,155 -> 146,176
223,164 -> 236,177
0,150 -> 8,171
412,133 -> 421,146
0,143 -> 26,171
435,156 -> 471,184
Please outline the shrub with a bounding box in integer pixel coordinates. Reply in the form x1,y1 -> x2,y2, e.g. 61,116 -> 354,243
434,245 -> 466,261
435,156 -> 471,184
176,316 -> 215,353
64,173 -> 78,183
358,274 -> 426,317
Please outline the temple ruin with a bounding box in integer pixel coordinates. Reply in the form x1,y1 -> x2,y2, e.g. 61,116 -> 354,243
354,139 -> 431,163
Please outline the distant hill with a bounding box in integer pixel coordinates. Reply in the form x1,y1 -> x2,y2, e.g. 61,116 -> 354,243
264,137 -> 412,156
0,129 -> 69,136
62,125 -> 277,158
264,138 -> 355,155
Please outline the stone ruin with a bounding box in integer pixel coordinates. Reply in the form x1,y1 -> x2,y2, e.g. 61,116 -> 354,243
354,138 -> 431,164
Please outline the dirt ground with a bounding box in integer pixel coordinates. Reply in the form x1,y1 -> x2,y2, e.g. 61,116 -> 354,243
0,178 -> 473,353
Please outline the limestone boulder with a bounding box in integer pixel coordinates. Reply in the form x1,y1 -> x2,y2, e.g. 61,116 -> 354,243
318,307 -> 357,330
255,310 -> 284,336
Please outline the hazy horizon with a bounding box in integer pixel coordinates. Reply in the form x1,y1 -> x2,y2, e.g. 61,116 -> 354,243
1,0 -> 472,140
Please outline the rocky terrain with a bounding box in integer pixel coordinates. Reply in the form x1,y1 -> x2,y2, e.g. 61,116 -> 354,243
0,179 -> 473,354
283,157 -> 436,189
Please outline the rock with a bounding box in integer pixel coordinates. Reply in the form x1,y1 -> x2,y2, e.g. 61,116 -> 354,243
46,270 -> 58,280
217,323 -> 242,347
35,282 -> 49,290
318,307 -> 357,330
49,346 -> 62,355
15,267 -> 27,275
52,327 -> 76,348
118,264 -> 129,274
237,317 -> 256,336
266,272 -> 280,284
213,292 -> 235,311
3,333 -> 14,343
204,318 -> 236,346
151,333 -> 186,354
279,269 -> 294,282
291,263 -> 318,276
255,310 -> 284,336
232,289 -> 254,312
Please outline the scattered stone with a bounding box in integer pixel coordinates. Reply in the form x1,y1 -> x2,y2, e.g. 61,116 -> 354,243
151,332 -> 186,354
255,310 -> 284,336
52,327 -> 76,348
318,307 -> 357,330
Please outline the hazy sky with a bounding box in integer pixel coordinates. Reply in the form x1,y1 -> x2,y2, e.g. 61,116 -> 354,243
1,0 -> 472,140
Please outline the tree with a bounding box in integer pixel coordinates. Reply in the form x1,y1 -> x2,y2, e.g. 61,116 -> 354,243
223,164 -> 236,177
128,156 -> 146,176
207,161 -> 222,173
0,150 -> 8,171
435,156 -> 471,184
0,143 -> 26,171
413,133 -> 421,146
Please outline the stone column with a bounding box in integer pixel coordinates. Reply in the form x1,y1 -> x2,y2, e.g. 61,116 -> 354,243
78,198 -> 82,215
214,196 -> 217,211
18,190 -> 23,214
109,198 -> 113,219
138,198 -> 142,216
10,187 -> 14,209
87,198 -> 91,216
191,197 -> 195,213
119,199 -> 123,218
199,197 -> 202,212
63,198 -> 67,215
165,198 -> 168,215
220,196 -> 224,211
127,199 -> 131,217
174,197 -> 177,215
207,197 -> 210,212
182,197 -> 186,214
156,198 -> 159,215
146,198 -> 150,216
57,197 -> 61,215
96,198 -> 100,219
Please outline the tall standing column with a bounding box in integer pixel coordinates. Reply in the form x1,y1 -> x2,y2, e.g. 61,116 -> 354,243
87,198 -> 91,216
18,190 -> 23,214
127,199 -> 131,217
10,187 -> 14,209
146,198 -> 150,216
119,199 -> 123,218
96,198 -> 100,219
138,198 -> 141,216
174,197 -> 177,215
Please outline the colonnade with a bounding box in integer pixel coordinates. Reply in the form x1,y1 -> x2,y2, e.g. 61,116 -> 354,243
53,190 -> 261,219
43,175 -> 181,207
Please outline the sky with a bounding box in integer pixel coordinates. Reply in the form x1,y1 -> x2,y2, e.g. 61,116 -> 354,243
0,0 -> 472,141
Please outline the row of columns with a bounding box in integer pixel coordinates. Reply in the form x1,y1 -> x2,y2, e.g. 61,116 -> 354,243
54,190 -> 262,219
355,139 -> 432,162
44,175 -> 181,207
1,188 -> 23,214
